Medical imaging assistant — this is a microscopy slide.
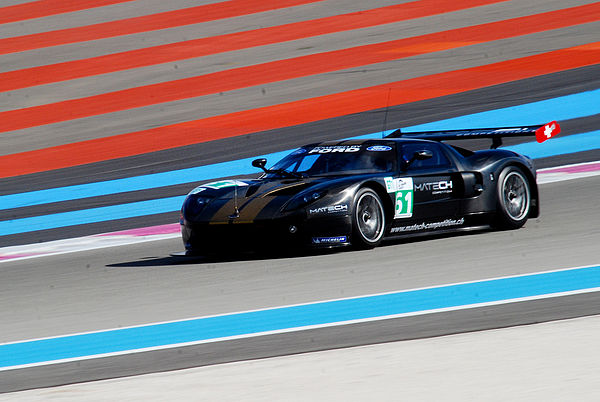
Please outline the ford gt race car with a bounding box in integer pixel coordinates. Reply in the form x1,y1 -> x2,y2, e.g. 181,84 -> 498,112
180,122 -> 559,254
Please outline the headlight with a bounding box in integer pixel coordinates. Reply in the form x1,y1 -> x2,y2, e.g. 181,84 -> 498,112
284,190 -> 326,211
182,195 -> 213,219
195,197 -> 211,207
303,191 -> 324,204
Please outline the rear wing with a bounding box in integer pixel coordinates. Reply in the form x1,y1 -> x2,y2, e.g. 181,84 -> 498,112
386,121 -> 560,149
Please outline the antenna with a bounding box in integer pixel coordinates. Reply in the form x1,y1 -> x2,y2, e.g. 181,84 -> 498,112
381,88 -> 391,138
229,182 -> 240,219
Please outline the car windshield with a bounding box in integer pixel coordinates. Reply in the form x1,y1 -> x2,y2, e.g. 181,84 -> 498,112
266,143 -> 396,178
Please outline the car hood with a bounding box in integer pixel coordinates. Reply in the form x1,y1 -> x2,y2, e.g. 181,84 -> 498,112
183,177 -> 324,223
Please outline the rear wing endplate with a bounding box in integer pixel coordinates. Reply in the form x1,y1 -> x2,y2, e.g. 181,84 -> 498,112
386,121 -> 560,149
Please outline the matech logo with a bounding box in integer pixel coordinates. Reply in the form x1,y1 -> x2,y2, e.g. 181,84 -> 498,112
414,180 -> 453,193
309,204 -> 348,214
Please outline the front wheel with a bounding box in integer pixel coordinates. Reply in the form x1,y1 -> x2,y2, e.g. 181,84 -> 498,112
352,188 -> 386,249
493,166 -> 531,230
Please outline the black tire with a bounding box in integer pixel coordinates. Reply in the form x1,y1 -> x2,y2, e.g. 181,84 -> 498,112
493,166 -> 531,230
352,188 -> 386,249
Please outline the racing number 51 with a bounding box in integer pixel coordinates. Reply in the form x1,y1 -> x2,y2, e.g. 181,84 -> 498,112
394,190 -> 413,218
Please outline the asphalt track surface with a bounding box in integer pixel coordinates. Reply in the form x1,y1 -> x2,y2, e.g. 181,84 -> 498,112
2,176 -> 600,392
0,0 -> 599,394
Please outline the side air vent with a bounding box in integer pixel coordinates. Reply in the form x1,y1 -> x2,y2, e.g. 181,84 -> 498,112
244,184 -> 261,198
263,182 -> 312,197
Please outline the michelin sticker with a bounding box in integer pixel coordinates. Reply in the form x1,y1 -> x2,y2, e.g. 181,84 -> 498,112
198,180 -> 249,190
312,236 -> 347,244
384,177 -> 414,218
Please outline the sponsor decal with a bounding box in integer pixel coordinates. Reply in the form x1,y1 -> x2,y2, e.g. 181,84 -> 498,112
390,218 -> 465,233
200,180 -> 249,190
384,177 -> 414,218
308,145 -> 361,154
188,187 -> 206,195
384,177 -> 394,192
309,204 -> 348,214
366,145 -> 392,152
292,148 -> 307,155
312,236 -> 347,244
414,180 -> 453,195
493,128 -> 527,133
383,177 -> 411,193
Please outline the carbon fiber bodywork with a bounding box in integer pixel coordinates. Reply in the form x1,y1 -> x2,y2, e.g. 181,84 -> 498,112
180,138 -> 539,254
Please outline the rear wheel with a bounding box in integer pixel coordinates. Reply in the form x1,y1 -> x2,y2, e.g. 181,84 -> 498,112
493,166 -> 531,229
352,188 -> 386,249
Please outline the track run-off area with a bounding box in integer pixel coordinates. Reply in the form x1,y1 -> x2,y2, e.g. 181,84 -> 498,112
0,0 -> 599,398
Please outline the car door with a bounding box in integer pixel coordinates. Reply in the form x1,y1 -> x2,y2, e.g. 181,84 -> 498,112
394,142 -> 461,223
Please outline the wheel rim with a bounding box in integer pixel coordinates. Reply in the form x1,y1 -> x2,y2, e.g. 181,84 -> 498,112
501,171 -> 530,221
356,191 -> 384,243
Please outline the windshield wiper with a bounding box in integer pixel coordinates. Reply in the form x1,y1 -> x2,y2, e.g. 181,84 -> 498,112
268,168 -> 305,179
252,159 -> 306,179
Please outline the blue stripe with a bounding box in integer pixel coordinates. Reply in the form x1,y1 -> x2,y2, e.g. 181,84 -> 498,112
0,152 -> 288,211
0,196 -> 185,236
398,88 -> 600,132
2,265 -> 599,368
1,89 -> 598,211
504,130 -> 600,159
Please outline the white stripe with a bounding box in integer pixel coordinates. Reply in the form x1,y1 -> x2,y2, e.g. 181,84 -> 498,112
537,160 -> 600,172
2,285 -> 600,371
2,262 -> 599,346
537,171 -> 600,184
537,161 -> 600,184
0,233 -> 180,264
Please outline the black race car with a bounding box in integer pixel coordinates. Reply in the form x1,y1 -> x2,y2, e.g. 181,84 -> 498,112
180,122 -> 559,254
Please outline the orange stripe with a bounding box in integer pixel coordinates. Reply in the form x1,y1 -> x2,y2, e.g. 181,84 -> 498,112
0,0 -> 135,24
0,3 -> 597,133
1,43 -> 598,178
0,0 -> 324,55
0,0 -> 509,91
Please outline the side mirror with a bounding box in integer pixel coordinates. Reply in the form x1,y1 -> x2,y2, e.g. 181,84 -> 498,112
252,158 -> 268,173
404,150 -> 433,169
414,150 -> 433,161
